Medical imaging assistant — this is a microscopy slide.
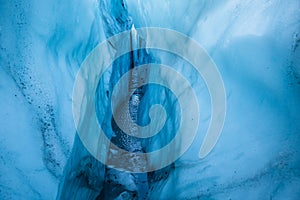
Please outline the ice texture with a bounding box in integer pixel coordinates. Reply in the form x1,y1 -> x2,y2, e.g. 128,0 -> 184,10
0,0 -> 300,199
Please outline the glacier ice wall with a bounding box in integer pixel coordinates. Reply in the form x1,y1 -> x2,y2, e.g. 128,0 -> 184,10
1,0 -> 106,198
0,0 -> 300,199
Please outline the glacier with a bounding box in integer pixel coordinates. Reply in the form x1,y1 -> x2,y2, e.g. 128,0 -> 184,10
0,0 -> 300,199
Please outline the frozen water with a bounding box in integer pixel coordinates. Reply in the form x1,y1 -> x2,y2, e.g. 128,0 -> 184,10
0,0 -> 299,199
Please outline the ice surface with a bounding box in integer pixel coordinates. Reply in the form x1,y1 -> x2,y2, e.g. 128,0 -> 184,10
0,0 -> 300,199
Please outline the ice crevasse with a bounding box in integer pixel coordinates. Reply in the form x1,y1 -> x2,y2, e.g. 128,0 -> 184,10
0,0 -> 300,199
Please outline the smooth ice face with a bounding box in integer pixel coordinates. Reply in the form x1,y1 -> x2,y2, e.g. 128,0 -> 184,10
124,1 -> 300,199
1,0 -> 300,199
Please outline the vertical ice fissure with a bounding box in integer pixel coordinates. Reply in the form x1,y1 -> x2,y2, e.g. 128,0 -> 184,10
57,0 -> 154,199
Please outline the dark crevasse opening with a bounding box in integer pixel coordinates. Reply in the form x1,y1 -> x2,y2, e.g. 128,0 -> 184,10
57,0 -> 175,199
